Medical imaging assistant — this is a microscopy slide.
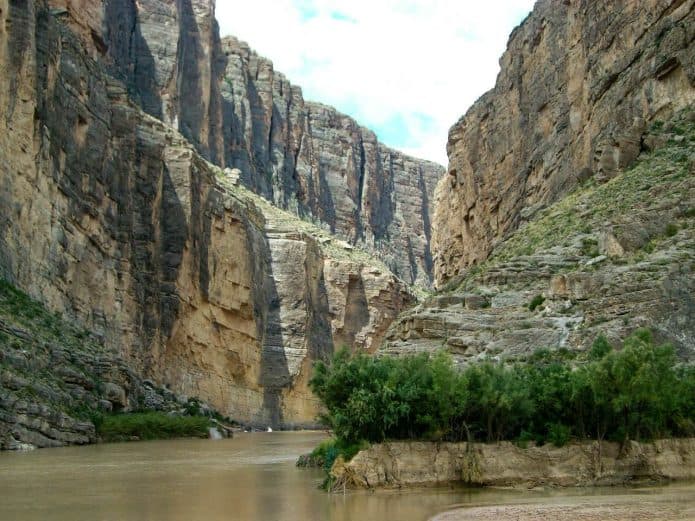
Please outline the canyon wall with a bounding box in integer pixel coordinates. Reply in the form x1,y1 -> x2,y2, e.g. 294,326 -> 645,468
434,0 -> 695,284
380,0 -> 695,363
48,0 -> 443,286
380,108 -> 694,363
0,0 -> 414,428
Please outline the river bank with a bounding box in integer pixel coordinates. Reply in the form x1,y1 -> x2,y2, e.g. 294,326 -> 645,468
332,438 -> 695,489
430,483 -> 695,521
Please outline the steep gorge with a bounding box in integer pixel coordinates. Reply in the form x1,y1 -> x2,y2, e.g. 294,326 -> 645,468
1,0 -> 694,451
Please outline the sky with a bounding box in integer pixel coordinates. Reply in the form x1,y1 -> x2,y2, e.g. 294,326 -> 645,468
216,1 -> 536,166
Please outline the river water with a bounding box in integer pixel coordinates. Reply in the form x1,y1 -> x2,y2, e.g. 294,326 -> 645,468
0,432 -> 692,521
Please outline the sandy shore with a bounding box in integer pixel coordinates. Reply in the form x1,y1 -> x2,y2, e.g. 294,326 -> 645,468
431,485 -> 695,521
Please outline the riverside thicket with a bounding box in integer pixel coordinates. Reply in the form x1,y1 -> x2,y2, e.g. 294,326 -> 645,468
310,330 -> 695,448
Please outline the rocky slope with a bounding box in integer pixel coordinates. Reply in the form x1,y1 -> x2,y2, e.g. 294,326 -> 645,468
0,0 -> 415,433
0,281 -> 197,450
380,110 -> 694,363
48,0 -> 443,286
434,0 -> 694,284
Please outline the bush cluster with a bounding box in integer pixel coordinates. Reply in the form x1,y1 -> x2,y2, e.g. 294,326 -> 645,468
96,412 -> 211,442
310,330 -> 695,448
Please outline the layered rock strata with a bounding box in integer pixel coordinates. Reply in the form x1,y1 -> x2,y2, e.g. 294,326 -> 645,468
47,0 -> 443,286
219,37 -> 443,286
0,0 -> 414,430
434,0 -> 695,284
381,112 -> 695,362
335,438 -> 695,489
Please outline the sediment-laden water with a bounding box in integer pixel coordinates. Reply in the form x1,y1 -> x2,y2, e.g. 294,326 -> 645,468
1,432 -> 692,521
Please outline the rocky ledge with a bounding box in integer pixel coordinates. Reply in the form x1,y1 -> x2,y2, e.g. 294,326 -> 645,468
333,438 -> 695,489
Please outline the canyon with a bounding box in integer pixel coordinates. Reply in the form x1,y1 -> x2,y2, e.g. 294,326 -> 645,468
1,0 -> 694,452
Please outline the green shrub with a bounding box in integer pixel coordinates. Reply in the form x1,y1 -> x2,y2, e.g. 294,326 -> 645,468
97,412 -> 210,442
516,430 -> 534,449
528,294 -> 545,311
581,237 -> 600,257
589,335 -> 612,360
547,423 -> 571,447
665,223 -> 679,237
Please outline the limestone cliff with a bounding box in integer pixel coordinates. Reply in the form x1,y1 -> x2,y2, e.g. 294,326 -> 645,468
434,0 -> 694,284
218,37 -> 442,287
0,0 -> 414,431
47,0 -> 443,287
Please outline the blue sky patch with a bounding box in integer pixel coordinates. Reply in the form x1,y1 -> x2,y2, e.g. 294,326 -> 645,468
329,11 -> 358,23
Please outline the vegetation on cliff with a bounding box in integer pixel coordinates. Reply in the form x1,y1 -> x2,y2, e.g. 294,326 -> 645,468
311,330 -> 695,448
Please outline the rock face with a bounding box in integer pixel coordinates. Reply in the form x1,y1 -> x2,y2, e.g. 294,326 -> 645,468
337,438 -> 695,489
62,0 -> 442,287
434,0 -> 695,284
218,37 -> 442,287
0,0 -> 414,430
380,111 -> 695,363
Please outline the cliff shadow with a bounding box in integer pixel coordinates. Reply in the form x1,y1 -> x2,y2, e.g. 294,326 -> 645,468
218,50 -> 275,199
304,241 -> 334,362
247,224 -> 290,429
128,153 -> 188,373
176,0 -> 206,155
418,167 -> 434,281
104,0 -> 162,119
367,149 -> 396,242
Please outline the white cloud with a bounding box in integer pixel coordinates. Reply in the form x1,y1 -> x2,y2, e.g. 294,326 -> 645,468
215,0 -> 535,165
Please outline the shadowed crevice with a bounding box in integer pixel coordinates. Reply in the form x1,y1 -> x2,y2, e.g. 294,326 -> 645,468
336,274 -> 370,351
247,224 -> 288,429
418,167 -> 434,282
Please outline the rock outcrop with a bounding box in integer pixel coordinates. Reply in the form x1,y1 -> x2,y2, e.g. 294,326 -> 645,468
50,0 -> 443,286
0,0 -> 415,431
434,0 -> 695,284
335,438 -> 695,489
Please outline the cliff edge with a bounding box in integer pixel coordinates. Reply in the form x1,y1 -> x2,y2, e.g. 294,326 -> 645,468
434,0 -> 694,284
